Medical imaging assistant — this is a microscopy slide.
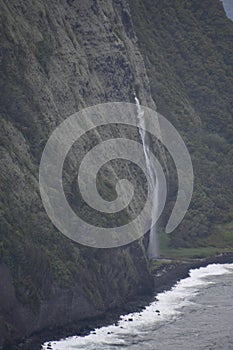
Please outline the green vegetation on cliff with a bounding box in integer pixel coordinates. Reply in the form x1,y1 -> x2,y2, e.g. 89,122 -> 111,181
129,0 -> 233,253
1,0 -> 233,347
0,0 -> 154,347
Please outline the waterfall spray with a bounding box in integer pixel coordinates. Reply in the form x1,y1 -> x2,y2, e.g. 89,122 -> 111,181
134,95 -> 159,258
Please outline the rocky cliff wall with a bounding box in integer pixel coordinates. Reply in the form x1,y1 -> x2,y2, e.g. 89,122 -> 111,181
0,0 -> 156,347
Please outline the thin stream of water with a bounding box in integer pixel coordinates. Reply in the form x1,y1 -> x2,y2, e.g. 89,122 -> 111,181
134,96 -> 159,258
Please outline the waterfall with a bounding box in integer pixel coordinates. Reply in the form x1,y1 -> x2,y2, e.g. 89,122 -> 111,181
135,95 -> 159,258
221,0 -> 233,21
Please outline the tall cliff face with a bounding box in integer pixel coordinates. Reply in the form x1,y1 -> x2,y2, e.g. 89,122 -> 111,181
0,0 -> 155,347
129,0 -> 233,250
2,0 -> 232,347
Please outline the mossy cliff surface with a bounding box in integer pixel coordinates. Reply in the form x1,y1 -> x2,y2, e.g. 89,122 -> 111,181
129,0 -> 233,252
1,0 -> 233,347
0,0 -> 155,347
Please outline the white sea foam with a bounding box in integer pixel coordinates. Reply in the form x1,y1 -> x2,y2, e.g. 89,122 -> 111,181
42,263 -> 233,350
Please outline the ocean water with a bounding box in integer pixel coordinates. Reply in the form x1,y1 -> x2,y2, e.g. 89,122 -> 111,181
42,263 -> 233,350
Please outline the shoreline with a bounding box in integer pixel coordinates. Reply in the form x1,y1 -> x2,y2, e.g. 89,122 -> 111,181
15,252 -> 233,350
